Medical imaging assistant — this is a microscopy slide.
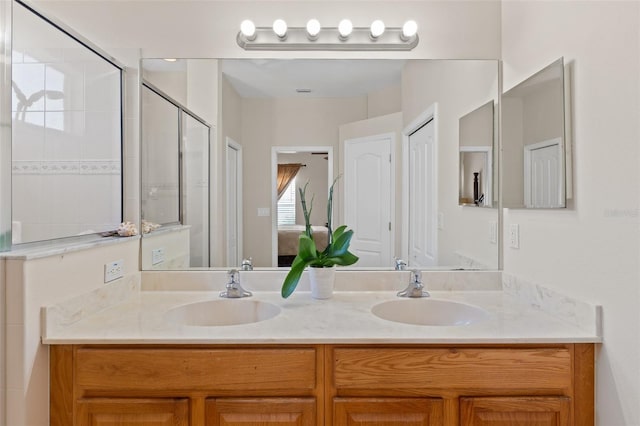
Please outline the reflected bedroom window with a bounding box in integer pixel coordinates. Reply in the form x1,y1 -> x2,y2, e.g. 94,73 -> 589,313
278,178 -> 297,226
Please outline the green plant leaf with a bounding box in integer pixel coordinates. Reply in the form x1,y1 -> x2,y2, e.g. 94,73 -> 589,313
325,229 -> 354,258
332,225 -> 347,241
281,255 -> 310,298
297,234 -> 318,261
323,251 -> 359,266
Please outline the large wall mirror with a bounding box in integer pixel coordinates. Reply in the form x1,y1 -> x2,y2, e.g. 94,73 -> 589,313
140,58 -> 500,271
502,58 -> 569,209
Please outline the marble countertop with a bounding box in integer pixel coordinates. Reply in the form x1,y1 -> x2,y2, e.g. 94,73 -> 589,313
42,284 -> 601,344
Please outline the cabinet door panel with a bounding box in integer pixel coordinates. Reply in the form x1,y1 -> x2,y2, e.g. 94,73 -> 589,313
77,398 -> 189,426
334,397 -> 443,425
206,397 -> 315,426
460,397 -> 570,426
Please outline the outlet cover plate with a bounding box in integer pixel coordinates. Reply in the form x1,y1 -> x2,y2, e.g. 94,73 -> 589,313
509,224 -> 520,249
104,259 -> 124,283
151,248 -> 165,265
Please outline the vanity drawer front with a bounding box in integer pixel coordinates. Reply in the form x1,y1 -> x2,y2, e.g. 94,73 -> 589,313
331,347 -> 572,394
76,348 -> 317,393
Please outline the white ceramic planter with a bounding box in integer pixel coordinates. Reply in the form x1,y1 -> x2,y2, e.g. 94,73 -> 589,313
309,266 -> 336,299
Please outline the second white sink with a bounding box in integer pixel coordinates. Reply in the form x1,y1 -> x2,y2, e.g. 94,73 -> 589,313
165,299 -> 280,327
371,298 -> 489,326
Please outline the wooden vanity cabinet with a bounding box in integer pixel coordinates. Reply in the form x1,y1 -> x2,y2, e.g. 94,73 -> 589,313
50,343 -> 594,426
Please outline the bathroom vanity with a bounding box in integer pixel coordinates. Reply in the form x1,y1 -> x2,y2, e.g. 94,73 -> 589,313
50,343 -> 593,426
43,272 -> 599,426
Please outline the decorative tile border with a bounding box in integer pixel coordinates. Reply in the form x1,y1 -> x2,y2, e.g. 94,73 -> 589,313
12,160 -> 120,175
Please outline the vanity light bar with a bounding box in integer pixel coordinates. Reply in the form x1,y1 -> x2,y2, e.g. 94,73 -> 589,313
237,20 -> 419,51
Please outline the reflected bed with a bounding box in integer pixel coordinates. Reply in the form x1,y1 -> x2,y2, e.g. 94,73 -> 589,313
278,225 -> 329,267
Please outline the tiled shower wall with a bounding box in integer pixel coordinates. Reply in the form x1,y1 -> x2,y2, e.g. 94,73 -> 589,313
11,4 -> 122,244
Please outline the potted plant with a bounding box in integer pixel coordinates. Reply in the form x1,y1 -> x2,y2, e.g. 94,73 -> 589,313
281,177 -> 359,299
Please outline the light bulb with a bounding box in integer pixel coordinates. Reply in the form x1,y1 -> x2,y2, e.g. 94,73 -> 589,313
240,20 -> 256,40
370,20 -> 385,38
401,20 -> 417,40
338,19 -> 353,39
306,19 -> 321,40
273,19 -> 287,39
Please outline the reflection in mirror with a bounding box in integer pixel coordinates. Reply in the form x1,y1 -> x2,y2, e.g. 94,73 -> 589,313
274,150 -> 330,267
11,0 -> 123,245
502,58 -> 568,209
140,58 -> 500,271
140,81 -> 211,268
458,101 -> 494,207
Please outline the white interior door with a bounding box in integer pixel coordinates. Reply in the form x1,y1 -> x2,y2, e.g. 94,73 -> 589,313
226,138 -> 242,267
524,138 -> 564,208
344,134 -> 393,267
408,119 -> 437,267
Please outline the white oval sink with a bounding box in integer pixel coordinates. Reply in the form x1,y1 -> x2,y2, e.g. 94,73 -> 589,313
165,300 -> 280,327
371,299 -> 489,326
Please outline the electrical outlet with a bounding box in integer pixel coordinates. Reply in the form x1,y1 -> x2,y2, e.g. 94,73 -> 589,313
489,221 -> 497,244
437,212 -> 444,230
257,207 -> 270,217
104,259 -> 124,283
509,224 -> 520,249
151,248 -> 165,265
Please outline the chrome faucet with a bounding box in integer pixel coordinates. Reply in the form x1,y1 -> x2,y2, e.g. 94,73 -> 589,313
220,269 -> 252,298
397,269 -> 430,298
394,257 -> 407,271
241,257 -> 253,271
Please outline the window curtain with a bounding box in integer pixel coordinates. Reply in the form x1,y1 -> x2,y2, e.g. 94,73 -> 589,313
277,163 -> 303,200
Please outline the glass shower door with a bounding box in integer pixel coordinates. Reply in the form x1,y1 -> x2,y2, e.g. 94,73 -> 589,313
181,111 -> 210,267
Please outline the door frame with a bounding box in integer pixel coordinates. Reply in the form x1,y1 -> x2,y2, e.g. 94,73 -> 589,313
459,145 -> 493,207
343,132 -> 395,267
271,146 -> 334,267
226,137 -> 243,267
401,103 -> 438,264
524,137 -> 564,208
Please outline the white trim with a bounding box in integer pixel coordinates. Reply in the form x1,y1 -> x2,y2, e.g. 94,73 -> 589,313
271,145 -> 334,267
401,103 -> 437,263
343,132 -> 396,266
226,137 -> 243,267
458,145 -> 492,207
524,137 -> 564,208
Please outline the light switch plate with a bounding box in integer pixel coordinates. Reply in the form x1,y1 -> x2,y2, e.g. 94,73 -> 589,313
104,259 -> 124,283
437,212 -> 444,230
509,224 -> 520,249
489,221 -> 498,244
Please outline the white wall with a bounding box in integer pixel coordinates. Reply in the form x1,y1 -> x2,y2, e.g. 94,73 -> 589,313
501,1 -> 640,425
5,239 -> 140,425
402,60 -> 500,268
34,1 -> 501,60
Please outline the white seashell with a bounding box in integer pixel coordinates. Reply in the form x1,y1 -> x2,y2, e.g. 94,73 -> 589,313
117,221 -> 138,237
141,220 -> 161,234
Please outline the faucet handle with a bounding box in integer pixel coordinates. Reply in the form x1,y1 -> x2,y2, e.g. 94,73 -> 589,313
227,269 -> 240,284
397,269 -> 429,298
241,257 -> 253,271
394,257 -> 407,271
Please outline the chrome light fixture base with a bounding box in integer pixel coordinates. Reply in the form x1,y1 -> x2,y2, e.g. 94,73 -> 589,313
237,26 -> 418,51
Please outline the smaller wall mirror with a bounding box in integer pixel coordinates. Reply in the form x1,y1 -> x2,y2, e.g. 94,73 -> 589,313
502,58 -> 568,209
458,101 -> 494,207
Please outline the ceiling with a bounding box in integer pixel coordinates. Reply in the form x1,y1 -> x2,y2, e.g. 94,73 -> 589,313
221,59 -> 405,98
